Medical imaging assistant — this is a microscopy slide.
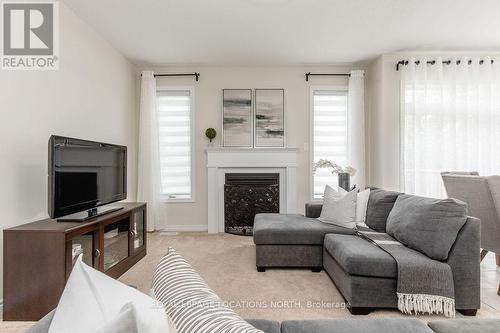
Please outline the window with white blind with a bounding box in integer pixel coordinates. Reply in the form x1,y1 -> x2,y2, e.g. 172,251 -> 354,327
310,88 -> 349,200
157,87 -> 194,201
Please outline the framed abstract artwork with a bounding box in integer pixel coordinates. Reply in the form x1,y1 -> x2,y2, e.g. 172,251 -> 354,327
254,89 -> 285,147
222,89 -> 253,147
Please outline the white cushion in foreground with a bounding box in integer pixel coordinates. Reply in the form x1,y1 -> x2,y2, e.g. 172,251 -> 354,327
48,255 -> 170,333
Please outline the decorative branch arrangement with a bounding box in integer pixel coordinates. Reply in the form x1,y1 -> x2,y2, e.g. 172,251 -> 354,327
313,159 -> 357,176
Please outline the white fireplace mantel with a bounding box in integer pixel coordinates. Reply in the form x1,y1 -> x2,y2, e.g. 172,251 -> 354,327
206,148 -> 299,233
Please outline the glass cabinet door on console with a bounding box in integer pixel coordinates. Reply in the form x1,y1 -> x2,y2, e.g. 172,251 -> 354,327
131,209 -> 145,253
71,230 -> 98,268
103,218 -> 130,271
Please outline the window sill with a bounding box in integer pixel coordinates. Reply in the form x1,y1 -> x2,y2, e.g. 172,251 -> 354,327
161,198 -> 195,204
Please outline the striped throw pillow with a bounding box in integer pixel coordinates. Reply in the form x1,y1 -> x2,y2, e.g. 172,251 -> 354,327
152,247 -> 263,333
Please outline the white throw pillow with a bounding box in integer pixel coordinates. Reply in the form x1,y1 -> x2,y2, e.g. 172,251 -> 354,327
356,188 -> 370,225
96,302 -> 140,333
48,255 -> 170,333
318,185 -> 357,229
339,187 -> 371,224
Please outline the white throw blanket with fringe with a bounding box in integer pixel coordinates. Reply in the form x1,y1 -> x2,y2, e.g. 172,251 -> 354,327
357,229 -> 455,318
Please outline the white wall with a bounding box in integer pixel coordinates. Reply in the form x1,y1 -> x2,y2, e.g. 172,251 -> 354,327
0,3 -> 137,298
365,54 -> 400,190
366,51 -> 500,191
138,65 -> 367,230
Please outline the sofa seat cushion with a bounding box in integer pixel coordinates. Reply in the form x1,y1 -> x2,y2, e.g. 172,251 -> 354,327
281,319 -> 434,333
253,214 -> 356,245
323,234 -> 397,278
428,319 -> 500,333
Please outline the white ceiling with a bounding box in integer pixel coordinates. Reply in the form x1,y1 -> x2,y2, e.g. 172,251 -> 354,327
62,0 -> 500,66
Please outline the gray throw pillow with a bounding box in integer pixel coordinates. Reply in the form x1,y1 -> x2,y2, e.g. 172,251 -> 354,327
365,189 -> 401,232
386,194 -> 468,261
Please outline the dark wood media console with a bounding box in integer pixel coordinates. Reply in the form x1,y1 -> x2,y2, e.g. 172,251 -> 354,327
3,202 -> 147,321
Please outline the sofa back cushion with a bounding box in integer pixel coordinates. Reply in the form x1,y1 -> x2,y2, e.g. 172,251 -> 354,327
365,189 -> 401,232
386,194 -> 468,260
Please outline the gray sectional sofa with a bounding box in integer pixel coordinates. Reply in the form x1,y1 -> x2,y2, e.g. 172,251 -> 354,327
253,189 -> 481,316
29,311 -> 500,333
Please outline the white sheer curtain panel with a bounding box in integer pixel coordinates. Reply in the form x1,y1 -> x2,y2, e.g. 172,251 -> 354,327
348,70 -> 366,190
137,71 -> 162,231
401,57 -> 500,198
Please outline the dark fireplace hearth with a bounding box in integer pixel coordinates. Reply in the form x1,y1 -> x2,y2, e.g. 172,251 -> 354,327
224,173 -> 279,236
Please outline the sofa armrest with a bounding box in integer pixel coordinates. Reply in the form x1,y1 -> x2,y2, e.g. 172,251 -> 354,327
305,203 -> 323,218
446,216 -> 481,310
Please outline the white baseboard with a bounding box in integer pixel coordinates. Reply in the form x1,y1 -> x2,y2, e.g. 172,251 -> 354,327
159,225 -> 208,232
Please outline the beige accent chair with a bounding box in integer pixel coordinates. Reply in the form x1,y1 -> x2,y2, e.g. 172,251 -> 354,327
441,172 -> 500,295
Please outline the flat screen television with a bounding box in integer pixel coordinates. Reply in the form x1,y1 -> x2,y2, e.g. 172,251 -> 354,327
48,135 -> 127,221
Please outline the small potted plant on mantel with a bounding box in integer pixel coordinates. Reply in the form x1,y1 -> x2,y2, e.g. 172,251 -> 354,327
313,159 -> 356,191
205,128 -> 217,147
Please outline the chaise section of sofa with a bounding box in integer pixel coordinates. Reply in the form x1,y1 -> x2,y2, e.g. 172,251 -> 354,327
253,213 -> 356,271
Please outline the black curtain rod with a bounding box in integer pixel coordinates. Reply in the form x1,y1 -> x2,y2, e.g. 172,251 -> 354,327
396,59 -> 495,71
153,72 -> 200,81
305,72 -> 350,82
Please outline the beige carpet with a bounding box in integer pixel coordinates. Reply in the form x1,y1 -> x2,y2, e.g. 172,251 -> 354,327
3,232 -> 500,332
120,232 -> 500,321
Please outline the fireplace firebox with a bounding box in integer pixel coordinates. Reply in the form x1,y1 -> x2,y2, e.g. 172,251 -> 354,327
224,173 -> 279,235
